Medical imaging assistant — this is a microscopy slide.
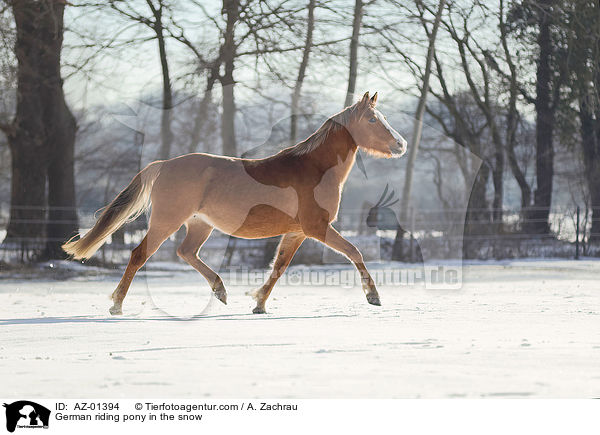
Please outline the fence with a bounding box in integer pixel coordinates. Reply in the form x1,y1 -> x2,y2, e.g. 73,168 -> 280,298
0,205 -> 598,265
339,205 -> 595,261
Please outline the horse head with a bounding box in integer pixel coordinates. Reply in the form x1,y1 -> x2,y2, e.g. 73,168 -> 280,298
345,92 -> 407,158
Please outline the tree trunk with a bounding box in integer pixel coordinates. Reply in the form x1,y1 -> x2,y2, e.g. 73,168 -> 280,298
506,142 -> 531,211
491,143 -> 504,225
188,71 -> 218,153
4,2 -> 48,253
221,80 -> 236,156
463,163 -> 491,259
39,2 -> 78,259
5,140 -> 47,251
45,99 -> 78,258
155,18 -> 173,160
4,0 -> 77,259
499,0 -> 532,224
532,0 -> 555,234
585,158 -> 600,242
400,0 -> 445,220
290,0 -> 316,143
579,99 -> 600,242
571,0 -> 600,244
393,0 -> 445,261
220,0 -> 239,157
218,0 -> 241,268
344,0 -> 363,107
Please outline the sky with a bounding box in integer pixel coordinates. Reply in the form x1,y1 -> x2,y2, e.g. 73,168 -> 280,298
60,0 -> 426,112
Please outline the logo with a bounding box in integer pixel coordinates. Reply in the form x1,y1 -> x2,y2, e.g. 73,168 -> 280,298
3,401 -> 50,433
366,184 -> 400,230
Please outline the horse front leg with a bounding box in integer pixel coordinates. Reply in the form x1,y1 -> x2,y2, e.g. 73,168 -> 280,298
251,232 -> 305,314
310,224 -> 381,306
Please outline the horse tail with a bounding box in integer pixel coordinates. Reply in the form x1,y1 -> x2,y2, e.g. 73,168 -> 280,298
62,161 -> 163,260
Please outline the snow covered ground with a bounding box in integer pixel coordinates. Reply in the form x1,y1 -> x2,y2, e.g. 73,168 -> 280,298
1,259 -> 599,398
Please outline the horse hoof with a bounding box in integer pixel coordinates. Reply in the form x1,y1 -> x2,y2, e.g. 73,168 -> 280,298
366,293 -> 381,306
252,306 -> 266,314
213,285 -> 227,305
109,305 -> 123,316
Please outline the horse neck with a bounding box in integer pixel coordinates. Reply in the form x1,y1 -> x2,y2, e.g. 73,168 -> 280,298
307,126 -> 357,183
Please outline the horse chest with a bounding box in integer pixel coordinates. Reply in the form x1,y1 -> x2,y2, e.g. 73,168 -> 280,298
312,177 -> 343,218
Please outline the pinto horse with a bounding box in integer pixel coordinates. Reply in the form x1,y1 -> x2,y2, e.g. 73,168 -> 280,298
63,92 -> 407,314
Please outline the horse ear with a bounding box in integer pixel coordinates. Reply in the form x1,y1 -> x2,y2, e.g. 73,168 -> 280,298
370,92 -> 378,106
360,92 -> 370,104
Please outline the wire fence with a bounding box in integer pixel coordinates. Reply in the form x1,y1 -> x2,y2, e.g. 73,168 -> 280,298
0,205 -> 598,264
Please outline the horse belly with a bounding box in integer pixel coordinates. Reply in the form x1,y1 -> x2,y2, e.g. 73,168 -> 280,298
231,205 -> 301,238
198,178 -> 300,238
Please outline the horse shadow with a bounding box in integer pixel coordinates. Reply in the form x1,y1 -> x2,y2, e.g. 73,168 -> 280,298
0,312 -> 354,326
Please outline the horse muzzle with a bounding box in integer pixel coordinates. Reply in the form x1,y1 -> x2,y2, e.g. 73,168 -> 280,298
390,138 -> 407,158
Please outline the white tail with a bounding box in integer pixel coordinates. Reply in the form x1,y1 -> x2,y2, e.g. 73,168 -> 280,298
62,161 -> 163,260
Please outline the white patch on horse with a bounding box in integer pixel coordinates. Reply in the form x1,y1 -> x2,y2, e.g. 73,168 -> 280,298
375,110 -> 404,143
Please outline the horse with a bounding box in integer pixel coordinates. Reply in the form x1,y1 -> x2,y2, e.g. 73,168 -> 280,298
62,91 -> 408,315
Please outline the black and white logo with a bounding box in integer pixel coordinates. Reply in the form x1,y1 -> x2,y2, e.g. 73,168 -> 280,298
3,401 -> 50,433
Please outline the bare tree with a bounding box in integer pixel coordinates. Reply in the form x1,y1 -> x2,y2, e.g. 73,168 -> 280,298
0,7 -> 15,213
344,0 -> 364,107
392,0 -> 445,260
1,0 -> 78,259
290,0 -> 316,143
569,0 -> 600,242
187,77 -> 219,153
497,0 -> 531,211
506,0 -> 567,234
427,88 -> 492,258
527,0 -> 552,233
171,0 -> 306,156
220,0 -> 240,156
532,0 -> 559,234
107,0 -> 175,160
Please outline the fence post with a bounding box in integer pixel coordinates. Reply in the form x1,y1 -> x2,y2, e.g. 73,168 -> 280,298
575,206 -> 580,260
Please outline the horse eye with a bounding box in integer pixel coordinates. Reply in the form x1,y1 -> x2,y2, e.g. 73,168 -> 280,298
369,117 -> 377,123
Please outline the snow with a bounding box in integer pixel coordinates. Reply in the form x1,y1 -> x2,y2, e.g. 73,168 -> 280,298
0,260 -> 599,398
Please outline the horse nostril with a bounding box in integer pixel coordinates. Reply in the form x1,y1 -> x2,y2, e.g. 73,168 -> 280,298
391,140 -> 407,158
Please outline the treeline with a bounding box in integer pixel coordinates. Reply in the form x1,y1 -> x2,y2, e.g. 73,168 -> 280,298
0,0 -> 599,261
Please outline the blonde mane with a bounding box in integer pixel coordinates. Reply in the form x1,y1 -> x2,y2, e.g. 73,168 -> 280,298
286,102 -> 364,156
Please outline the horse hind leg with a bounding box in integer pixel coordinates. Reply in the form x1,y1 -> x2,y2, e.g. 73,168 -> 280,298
176,218 -> 227,304
110,221 -> 183,315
